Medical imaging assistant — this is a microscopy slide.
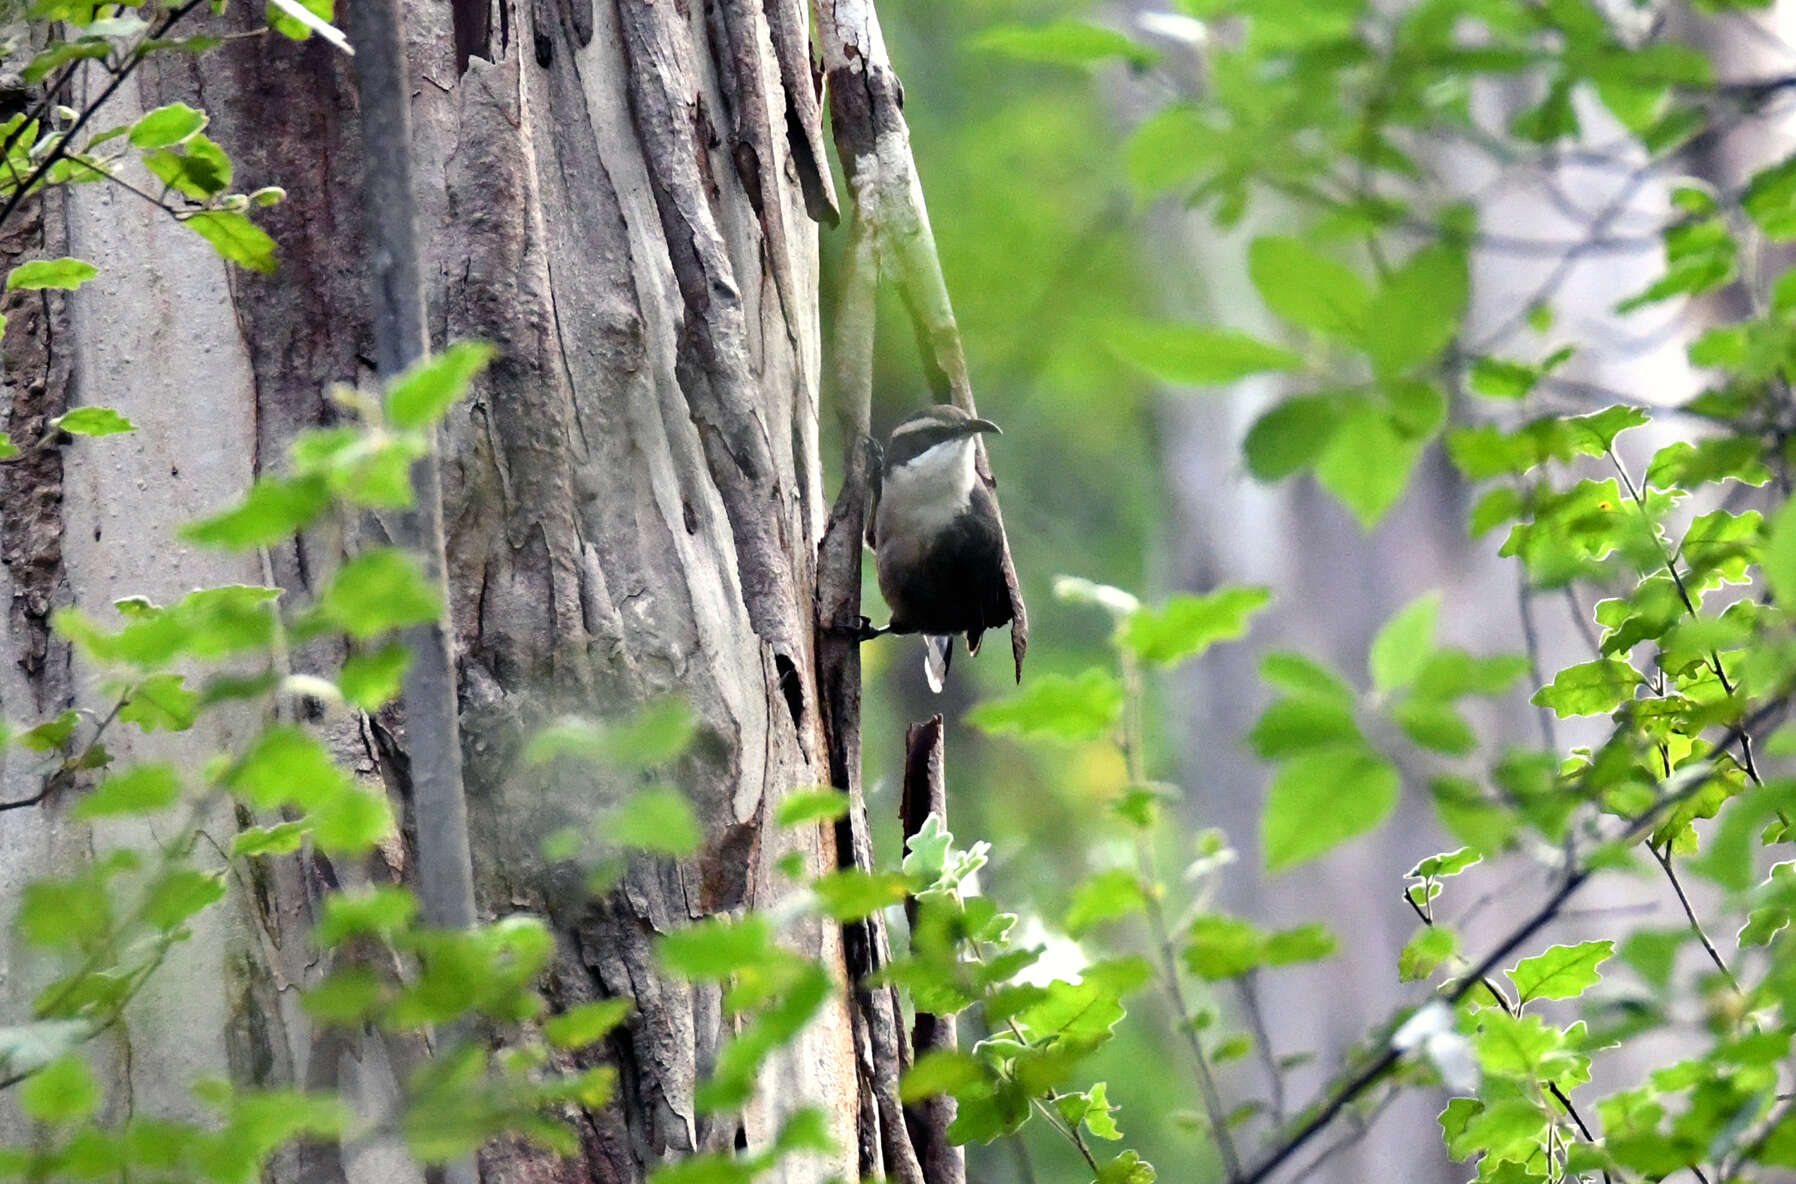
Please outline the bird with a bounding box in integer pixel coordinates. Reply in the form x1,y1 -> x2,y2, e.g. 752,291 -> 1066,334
865,403 -> 1015,692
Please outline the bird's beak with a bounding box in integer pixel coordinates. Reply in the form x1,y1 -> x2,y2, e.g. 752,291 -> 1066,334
966,417 -> 1002,436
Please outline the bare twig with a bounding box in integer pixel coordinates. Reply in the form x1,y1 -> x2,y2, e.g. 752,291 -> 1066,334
0,0 -> 206,233
1118,649 -> 1242,1181
1649,842 -> 1737,988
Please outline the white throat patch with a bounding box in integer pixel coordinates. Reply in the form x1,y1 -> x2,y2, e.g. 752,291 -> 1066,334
880,436 -> 977,538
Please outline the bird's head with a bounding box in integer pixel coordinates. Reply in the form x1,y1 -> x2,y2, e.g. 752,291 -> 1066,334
883,405 -> 1002,476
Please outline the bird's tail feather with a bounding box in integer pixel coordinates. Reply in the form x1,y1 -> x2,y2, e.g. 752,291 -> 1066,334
923,635 -> 953,694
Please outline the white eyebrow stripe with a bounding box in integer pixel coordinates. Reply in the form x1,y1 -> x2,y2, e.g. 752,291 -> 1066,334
890,418 -> 945,438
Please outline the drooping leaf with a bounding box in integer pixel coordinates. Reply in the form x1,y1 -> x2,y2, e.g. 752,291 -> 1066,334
1508,941 -> 1614,1003
1107,321 -> 1302,387
1369,593 -> 1439,692
386,342 -> 496,430
314,548 -> 441,639
55,407 -> 134,436
1248,236 -> 1370,341
184,211 -> 277,273
73,763 -> 181,819
969,19 -> 1155,67
1365,244 -> 1468,375
7,257 -> 99,291
543,998 -> 633,1050
967,668 -> 1124,742
1262,746 -> 1401,872
1123,586 -> 1270,665
1532,658 -> 1643,718
608,786 -> 701,857
129,102 -> 207,148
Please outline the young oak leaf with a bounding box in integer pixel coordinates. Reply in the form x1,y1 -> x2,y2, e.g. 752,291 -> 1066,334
1508,940 -> 1614,1004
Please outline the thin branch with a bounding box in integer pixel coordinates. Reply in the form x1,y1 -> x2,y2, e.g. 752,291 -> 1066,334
1649,842 -> 1737,989
0,0 -> 206,233
1236,973 -> 1287,1128
1118,649 -> 1242,1181
1237,719 -> 1777,1184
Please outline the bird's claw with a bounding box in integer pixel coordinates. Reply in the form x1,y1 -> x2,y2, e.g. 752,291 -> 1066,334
825,615 -> 887,643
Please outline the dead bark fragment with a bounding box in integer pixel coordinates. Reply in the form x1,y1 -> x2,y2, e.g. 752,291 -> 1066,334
900,716 -> 963,1184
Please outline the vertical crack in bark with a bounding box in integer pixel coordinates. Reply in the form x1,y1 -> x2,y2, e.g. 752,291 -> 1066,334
900,716 -> 964,1184
0,188 -> 73,710
764,0 -> 838,227
614,0 -> 813,753
710,0 -> 802,334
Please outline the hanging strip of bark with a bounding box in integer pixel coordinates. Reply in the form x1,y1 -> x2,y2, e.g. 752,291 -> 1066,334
346,4 -> 479,1182
347,0 -> 477,941
816,0 -> 1028,683
900,716 -> 965,1184
813,200 -> 927,1184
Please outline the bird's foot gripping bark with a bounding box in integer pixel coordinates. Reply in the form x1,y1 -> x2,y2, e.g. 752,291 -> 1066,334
824,615 -> 889,643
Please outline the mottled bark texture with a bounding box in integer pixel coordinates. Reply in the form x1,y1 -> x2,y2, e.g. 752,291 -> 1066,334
0,0 -> 884,1177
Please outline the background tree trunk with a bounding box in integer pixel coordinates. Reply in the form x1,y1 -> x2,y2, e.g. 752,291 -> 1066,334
0,1 -> 865,1179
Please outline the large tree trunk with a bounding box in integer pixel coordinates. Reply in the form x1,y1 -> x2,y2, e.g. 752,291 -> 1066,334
0,0 -> 869,1178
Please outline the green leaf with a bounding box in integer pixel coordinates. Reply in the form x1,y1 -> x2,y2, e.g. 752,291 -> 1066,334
1392,700 -> 1477,756
1399,926 -> 1457,982
1407,848 -> 1481,880
774,788 -> 848,828
1764,497 -> 1796,610
181,475 -> 331,548
55,407 -> 134,436
1314,404 -> 1425,527
74,763 -> 181,819
1264,923 -> 1338,966
543,998 -> 633,1049
1744,156 -> 1796,241
1262,746 -> 1400,873
184,210 -> 277,273
811,869 -> 912,920
1123,586 -> 1270,665
1468,357 -> 1542,400
0,432 -> 16,461
310,784 -> 393,853
967,668 -> 1123,742
1015,957 -> 1151,1045
1366,245 -> 1468,374
608,786 -> 701,857
129,102 -> 206,148
1248,695 -> 1361,759
658,915 -> 775,980
20,1055 -> 101,1123
1064,869 -> 1146,937
142,868 -> 226,930
1096,1150 -> 1157,1184
386,342 -> 496,430
969,19 -> 1154,67
1531,658 -> 1642,718
1107,321 -> 1302,387
230,724 -> 355,810
1509,941 -> 1614,1003
19,709 -> 79,752
1248,236 -> 1370,341
525,699 -> 698,769
1370,593 -> 1439,692
316,886 -> 418,947
315,548 -> 441,639
231,820 -> 309,857
1184,914 -> 1266,980
338,643 -> 411,710
1243,394 -> 1345,480
118,673 -> 199,732
900,1050 -> 984,1105
1260,652 -> 1354,705
7,257 -> 99,291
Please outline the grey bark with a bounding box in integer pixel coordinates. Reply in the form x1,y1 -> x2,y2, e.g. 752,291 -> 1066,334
0,0 -> 884,1177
